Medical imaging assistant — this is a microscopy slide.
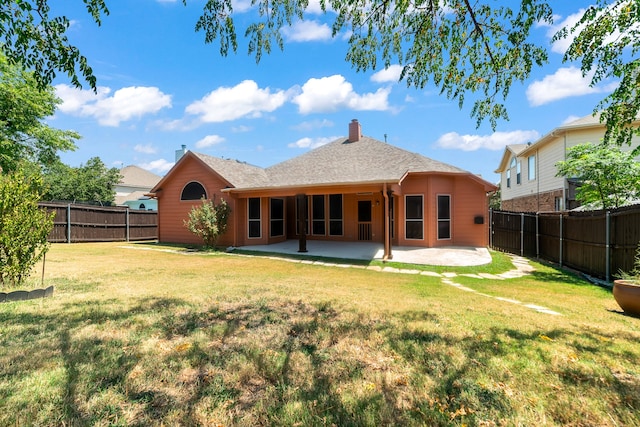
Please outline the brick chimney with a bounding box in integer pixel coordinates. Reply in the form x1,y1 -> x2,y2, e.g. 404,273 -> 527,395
348,119 -> 361,142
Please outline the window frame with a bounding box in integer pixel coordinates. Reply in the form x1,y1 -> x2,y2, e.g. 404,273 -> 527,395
528,155 -> 536,181
180,181 -> 207,201
311,194 -> 326,236
247,197 -> 261,239
328,194 -> 343,236
269,198 -> 285,238
405,194 -> 424,240
437,194 -> 451,240
516,161 -> 521,185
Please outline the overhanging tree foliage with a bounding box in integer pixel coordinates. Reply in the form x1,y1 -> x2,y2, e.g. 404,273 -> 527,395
0,0 -> 108,91
2,1 -> 639,140
556,0 -> 640,148
555,143 -> 640,210
0,54 -> 79,172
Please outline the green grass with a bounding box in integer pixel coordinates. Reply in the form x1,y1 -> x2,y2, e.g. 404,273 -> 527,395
1,242 -> 639,426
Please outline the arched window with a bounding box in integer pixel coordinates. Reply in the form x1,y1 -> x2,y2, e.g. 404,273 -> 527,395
181,181 -> 207,200
138,203 -> 146,210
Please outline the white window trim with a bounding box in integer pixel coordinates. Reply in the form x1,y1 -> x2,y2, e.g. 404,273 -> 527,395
180,180 -> 208,201
311,194 -> 326,236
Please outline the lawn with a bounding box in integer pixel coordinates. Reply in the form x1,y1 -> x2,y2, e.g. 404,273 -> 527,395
1,242 -> 639,426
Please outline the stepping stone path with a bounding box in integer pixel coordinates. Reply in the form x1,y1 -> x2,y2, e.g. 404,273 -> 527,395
122,247 -> 560,315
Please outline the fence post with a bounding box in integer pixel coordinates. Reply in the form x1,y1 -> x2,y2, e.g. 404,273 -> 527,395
536,213 -> 540,259
606,211 -> 611,282
489,209 -> 493,248
67,204 -> 71,244
559,213 -> 563,267
520,213 -> 524,256
126,208 -> 130,242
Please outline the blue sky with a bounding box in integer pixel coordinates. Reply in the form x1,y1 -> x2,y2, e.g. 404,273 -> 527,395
47,0 -> 610,183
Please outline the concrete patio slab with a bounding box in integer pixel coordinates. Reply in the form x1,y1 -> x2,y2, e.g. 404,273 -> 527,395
235,240 -> 491,267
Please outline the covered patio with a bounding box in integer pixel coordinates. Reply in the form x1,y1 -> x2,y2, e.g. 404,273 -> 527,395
236,240 -> 492,267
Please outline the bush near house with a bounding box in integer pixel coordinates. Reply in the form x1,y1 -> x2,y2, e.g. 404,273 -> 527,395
184,196 -> 231,248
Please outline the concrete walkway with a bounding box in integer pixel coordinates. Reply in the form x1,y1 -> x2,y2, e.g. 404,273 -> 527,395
236,240 -> 492,267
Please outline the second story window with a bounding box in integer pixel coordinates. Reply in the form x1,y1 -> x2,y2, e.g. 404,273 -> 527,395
528,155 -> 536,180
506,169 -> 511,188
516,161 -> 521,185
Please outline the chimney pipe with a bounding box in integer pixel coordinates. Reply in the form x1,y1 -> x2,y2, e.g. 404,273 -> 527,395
348,119 -> 361,143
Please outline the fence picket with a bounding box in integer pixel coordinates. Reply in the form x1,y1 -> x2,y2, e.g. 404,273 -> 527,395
491,206 -> 640,281
39,203 -> 157,243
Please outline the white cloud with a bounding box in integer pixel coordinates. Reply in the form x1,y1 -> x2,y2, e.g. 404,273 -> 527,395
293,75 -> 391,114
281,20 -> 332,42
526,67 -> 600,106
435,130 -> 540,151
305,0 -> 326,14
232,0 -> 253,13
292,119 -> 334,131
231,125 -> 252,133
134,143 -> 157,154
186,80 -> 288,123
545,9 -> 587,55
371,65 -> 404,83
195,134 -> 225,148
288,136 -> 339,149
55,84 -> 172,126
138,159 -> 174,174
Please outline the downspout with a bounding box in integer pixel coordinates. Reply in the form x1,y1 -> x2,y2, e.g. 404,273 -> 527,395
383,183 -> 391,261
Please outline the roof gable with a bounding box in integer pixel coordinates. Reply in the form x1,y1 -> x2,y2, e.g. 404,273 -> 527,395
495,144 -> 529,173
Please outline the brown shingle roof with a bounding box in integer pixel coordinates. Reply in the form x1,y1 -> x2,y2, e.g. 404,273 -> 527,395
263,136 -> 466,188
192,152 -> 269,188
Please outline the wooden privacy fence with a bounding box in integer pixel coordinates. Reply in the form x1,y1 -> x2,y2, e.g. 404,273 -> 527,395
490,207 -> 640,282
40,203 -> 158,243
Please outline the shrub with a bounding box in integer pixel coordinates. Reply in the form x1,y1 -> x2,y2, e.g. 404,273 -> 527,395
184,196 -> 231,248
0,169 -> 54,288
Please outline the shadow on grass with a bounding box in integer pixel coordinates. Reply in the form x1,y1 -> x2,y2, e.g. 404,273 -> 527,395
1,297 -> 639,426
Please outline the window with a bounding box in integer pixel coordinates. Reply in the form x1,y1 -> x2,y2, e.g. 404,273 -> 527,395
405,195 -> 423,240
528,155 -> 536,180
138,203 -> 146,210
181,181 -> 207,200
312,195 -> 325,235
554,197 -> 563,211
510,158 -> 516,168
329,194 -> 343,236
437,195 -> 451,240
270,198 -> 284,237
516,161 -> 521,185
248,197 -> 261,238
506,169 -> 511,188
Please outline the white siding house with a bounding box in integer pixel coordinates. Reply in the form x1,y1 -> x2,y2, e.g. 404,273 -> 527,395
495,114 -> 640,212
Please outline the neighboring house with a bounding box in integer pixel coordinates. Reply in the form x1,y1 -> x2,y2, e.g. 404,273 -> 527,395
150,120 -> 497,258
495,114 -> 640,212
115,165 -> 162,211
